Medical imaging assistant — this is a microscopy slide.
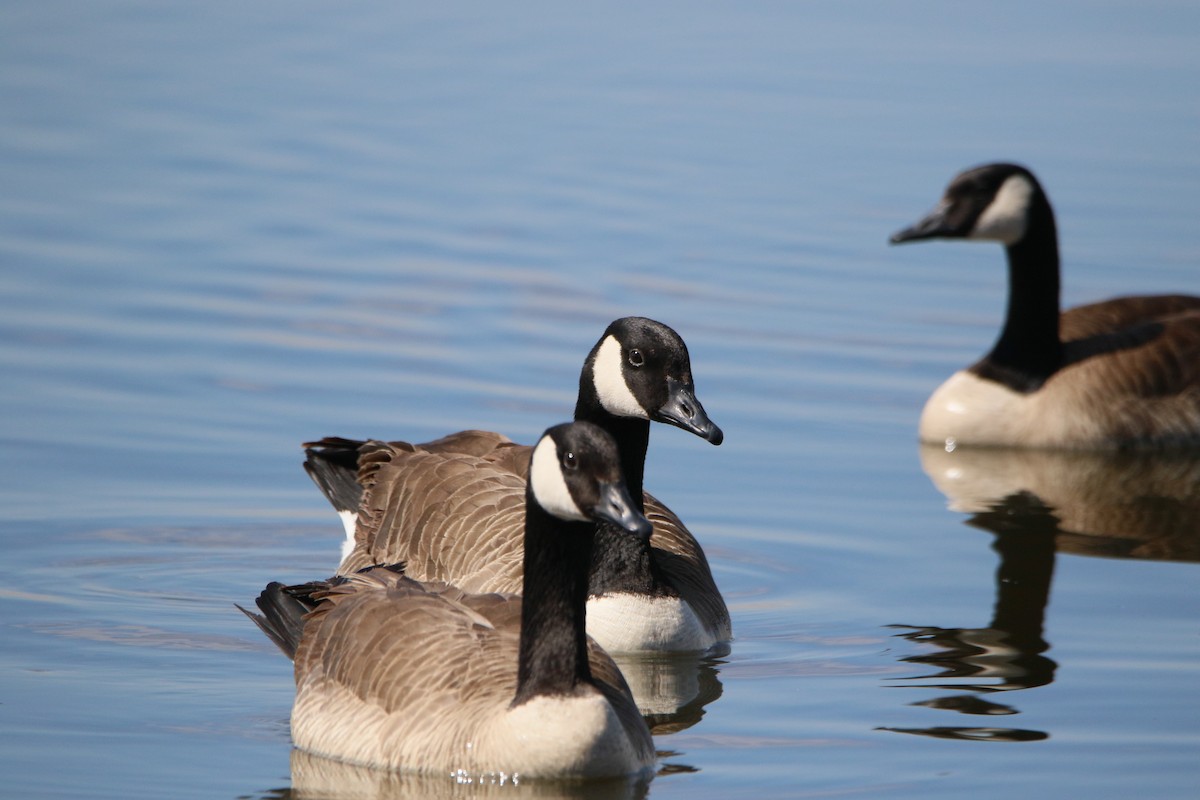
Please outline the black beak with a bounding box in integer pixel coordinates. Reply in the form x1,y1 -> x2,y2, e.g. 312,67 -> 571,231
593,480 -> 653,538
653,377 -> 724,445
890,202 -> 954,244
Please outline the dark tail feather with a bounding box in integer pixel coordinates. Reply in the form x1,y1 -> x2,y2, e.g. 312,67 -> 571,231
237,566 -> 402,659
302,437 -> 369,513
237,580 -> 329,660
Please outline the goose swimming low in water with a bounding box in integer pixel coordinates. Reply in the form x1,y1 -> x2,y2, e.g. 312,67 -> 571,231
241,422 -> 658,779
891,162 -> 1200,450
304,317 -> 731,654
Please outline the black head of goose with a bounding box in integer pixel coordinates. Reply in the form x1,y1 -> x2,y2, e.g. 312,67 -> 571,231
304,317 -> 721,529
891,162 -> 1200,450
305,317 -> 731,655
575,316 -> 723,499
242,422 -> 657,778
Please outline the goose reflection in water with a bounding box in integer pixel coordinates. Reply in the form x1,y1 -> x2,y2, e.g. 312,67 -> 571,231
254,748 -> 654,800
881,445 -> 1200,743
609,652 -> 724,736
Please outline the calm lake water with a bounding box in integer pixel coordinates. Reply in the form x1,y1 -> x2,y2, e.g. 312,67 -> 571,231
2,2 -> 1199,798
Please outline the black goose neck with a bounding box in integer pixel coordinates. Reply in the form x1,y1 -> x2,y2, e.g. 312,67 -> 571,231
512,495 -> 594,706
573,398 -> 650,507
588,521 -> 672,599
573,360 -> 662,598
978,199 -> 1063,391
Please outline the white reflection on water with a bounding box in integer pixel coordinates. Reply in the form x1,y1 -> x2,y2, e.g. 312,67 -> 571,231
277,748 -> 652,800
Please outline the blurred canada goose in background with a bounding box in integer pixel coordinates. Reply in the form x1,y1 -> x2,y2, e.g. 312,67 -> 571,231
304,317 -> 731,654
241,422 -> 658,779
891,162 -> 1200,449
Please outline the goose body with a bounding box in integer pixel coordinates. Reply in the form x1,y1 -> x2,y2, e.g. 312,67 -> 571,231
304,318 -> 731,653
243,423 -> 657,778
892,162 -> 1200,449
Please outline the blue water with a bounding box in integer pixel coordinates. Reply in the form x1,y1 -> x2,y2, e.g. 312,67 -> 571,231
2,2 -> 1199,798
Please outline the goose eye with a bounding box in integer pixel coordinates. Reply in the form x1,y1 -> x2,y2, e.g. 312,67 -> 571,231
562,451 -> 578,470
628,349 -> 644,368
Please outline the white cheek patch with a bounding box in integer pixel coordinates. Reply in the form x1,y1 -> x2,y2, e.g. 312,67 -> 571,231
971,174 -> 1033,245
529,437 -> 589,522
591,336 -> 648,419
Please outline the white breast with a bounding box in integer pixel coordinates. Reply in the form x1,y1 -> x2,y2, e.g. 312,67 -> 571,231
586,593 -> 713,653
482,692 -> 653,779
293,679 -> 651,779
919,370 -> 1107,448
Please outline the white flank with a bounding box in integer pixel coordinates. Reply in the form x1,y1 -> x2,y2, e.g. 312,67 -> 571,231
591,336 -> 647,419
970,174 -> 1033,245
585,593 -> 712,653
529,436 -> 588,522
337,511 -> 357,563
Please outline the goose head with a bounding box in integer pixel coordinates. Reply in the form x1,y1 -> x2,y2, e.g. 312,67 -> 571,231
890,163 -> 1048,248
529,421 -> 653,538
580,317 -> 724,445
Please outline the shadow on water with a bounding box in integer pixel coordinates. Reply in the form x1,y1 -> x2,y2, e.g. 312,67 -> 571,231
879,445 -> 1200,743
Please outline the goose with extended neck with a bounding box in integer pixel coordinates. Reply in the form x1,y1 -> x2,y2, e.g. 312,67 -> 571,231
891,162 -> 1200,449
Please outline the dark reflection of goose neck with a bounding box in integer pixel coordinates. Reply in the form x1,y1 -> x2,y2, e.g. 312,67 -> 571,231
971,492 -> 1057,672
883,472 -> 1065,742
882,528 -> 1058,740
891,501 -> 1059,695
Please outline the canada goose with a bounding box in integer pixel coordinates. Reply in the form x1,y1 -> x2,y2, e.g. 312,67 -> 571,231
304,317 -> 731,654
241,422 -> 658,778
890,162 -> 1200,449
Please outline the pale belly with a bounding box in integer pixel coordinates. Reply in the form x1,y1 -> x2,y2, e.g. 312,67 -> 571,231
586,593 -> 714,654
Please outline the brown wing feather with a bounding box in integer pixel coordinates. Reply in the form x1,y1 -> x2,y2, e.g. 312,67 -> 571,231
415,429 -> 515,457
343,433 -> 728,638
1053,296 -> 1200,444
291,569 -> 654,773
342,443 -> 526,594
292,570 -> 521,768
643,492 -> 731,639
1059,295 -> 1200,340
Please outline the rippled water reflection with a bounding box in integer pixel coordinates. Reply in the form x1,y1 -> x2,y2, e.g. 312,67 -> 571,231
883,446 -> 1200,747
3,1 -> 1200,799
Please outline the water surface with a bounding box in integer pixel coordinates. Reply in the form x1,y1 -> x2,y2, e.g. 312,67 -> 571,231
2,2 -> 1199,798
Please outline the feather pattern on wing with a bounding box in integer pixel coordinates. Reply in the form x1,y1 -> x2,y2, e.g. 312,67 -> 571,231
289,567 -> 654,776
337,439 -> 730,648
